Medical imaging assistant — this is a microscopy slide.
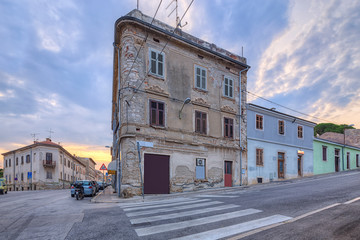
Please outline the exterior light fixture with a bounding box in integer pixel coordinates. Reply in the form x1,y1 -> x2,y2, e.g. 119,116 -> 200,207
179,98 -> 191,119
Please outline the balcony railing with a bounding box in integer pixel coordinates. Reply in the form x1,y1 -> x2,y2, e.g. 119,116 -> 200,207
43,160 -> 56,168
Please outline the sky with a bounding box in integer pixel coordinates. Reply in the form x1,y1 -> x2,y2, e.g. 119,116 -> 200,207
1,0 -> 359,168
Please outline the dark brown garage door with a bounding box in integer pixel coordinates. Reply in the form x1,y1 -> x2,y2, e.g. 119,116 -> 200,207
144,154 -> 170,194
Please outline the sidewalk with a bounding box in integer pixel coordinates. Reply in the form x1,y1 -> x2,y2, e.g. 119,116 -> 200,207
91,169 -> 360,204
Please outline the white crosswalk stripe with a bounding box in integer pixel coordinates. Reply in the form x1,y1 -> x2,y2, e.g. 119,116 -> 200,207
195,194 -> 238,198
126,200 -> 223,217
123,197 -> 292,239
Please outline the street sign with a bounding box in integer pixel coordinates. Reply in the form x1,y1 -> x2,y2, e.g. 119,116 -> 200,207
28,172 -> 32,179
137,141 -> 154,148
106,172 -> 108,176
100,163 -> 107,170
108,170 -> 116,175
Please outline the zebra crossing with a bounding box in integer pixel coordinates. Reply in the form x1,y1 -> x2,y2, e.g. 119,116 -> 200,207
121,197 -> 292,239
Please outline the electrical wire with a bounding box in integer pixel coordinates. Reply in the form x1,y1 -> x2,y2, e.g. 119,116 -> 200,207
119,0 -> 163,90
245,90 -> 341,124
127,0 -> 195,103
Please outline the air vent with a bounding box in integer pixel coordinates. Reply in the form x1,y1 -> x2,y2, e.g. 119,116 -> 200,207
198,54 -> 204,59
153,38 -> 160,43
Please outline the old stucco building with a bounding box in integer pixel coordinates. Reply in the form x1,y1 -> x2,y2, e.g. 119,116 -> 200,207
111,10 -> 250,197
2,138 -> 88,191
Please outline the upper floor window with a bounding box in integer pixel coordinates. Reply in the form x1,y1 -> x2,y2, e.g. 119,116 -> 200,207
223,76 -> 234,98
68,160 -> 70,168
195,65 -> 207,90
16,157 -> 18,166
5,159 -> 8,168
149,100 -> 165,127
224,117 -> 234,138
149,49 -> 164,77
322,146 -> 327,161
256,114 -> 263,130
298,125 -> 303,138
278,120 -> 285,135
256,148 -> 264,166
21,156 -> 24,164
9,159 -> 11,167
46,153 -> 52,161
195,111 -> 207,134
26,155 -> 30,163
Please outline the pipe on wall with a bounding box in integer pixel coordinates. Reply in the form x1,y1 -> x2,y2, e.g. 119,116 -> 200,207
239,67 -> 249,186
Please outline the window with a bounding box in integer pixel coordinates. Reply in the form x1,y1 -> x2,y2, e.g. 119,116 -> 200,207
64,158 -> 66,166
21,173 -> 24,181
298,125 -> 303,138
26,155 -> 30,163
5,159 -> 7,168
196,158 -> 206,179
356,154 -> 359,168
68,160 -> 70,168
278,120 -> 285,135
46,171 -> 52,179
46,153 -> 52,161
256,149 -> 264,166
149,100 -> 165,127
60,156 -> 62,164
256,114 -> 263,130
322,146 -> 327,161
149,49 -> 164,77
16,157 -> 18,166
21,156 -> 24,165
223,76 -> 234,98
195,111 -> 207,134
195,65 -> 207,90
347,152 -> 350,169
224,117 -> 234,138
9,159 -> 11,167
9,174 -> 11,183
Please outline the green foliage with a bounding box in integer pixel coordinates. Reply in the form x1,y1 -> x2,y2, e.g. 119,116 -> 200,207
0,169 -> 3,178
314,123 -> 355,136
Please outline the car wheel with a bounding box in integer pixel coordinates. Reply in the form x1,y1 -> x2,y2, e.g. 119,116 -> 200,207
71,194 -> 74,197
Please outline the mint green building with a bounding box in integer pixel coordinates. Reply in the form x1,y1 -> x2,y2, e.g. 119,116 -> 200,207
314,138 -> 360,175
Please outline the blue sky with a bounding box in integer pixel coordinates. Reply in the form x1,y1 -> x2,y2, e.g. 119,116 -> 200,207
1,0 -> 359,168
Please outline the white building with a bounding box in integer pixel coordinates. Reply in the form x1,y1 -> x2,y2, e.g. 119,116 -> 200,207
2,138 -> 86,191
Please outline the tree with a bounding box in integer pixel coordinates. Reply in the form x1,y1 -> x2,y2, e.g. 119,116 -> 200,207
314,123 -> 355,136
0,169 -> 3,178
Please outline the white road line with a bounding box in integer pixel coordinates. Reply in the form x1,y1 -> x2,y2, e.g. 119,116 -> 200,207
127,201 -> 223,217
135,208 -> 262,236
344,197 -> 360,205
130,204 -> 240,224
119,197 -> 193,208
173,215 -> 292,240
123,199 -> 210,212
195,194 -> 237,198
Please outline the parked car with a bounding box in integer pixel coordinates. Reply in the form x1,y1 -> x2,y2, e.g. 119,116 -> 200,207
0,178 -> 7,194
91,181 -> 99,193
71,180 -> 96,197
97,181 -> 106,190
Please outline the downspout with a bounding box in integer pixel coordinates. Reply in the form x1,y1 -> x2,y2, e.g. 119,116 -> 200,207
13,151 -> 15,191
114,43 -> 122,198
239,67 -> 249,186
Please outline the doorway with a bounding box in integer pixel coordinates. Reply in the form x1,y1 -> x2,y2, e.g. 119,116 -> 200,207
297,155 -> 302,176
144,154 -> 170,194
224,161 -> 232,187
335,149 -> 340,172
278,152 -> 285,179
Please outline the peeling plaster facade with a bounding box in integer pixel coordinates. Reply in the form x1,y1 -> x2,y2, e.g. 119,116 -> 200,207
111,10 -> 249,197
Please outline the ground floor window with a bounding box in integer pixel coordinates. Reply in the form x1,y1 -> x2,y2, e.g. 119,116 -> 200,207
46,171 -> 52,179
356,154 -> 359,168
256,149 -> 264,166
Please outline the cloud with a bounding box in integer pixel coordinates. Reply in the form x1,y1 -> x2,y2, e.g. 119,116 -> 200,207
252,0 -> 360,127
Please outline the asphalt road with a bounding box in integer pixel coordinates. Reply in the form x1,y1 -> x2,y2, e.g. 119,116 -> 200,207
0,171 -> 359,240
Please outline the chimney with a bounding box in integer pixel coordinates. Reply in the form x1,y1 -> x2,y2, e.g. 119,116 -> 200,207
46,138 -> 51,142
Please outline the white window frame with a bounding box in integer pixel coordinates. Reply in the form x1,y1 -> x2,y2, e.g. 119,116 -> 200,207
297,125 -> 304,139
255,114 -> 264,131
223,76 -> 234,98
194,65 -> 207,90
278,120 -> 285,136
149,48 -> 165,78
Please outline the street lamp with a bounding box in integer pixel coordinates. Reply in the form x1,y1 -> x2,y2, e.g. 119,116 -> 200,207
179,98 -> 191,119
343,124 -> 354,170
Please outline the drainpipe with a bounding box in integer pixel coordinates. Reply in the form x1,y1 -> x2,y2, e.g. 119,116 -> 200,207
114,43 -> 122,197
13,151 -> 15,191
239,67 -> 249,186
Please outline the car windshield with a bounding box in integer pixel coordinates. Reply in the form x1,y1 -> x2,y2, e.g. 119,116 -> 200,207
75,181 -> 90,186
